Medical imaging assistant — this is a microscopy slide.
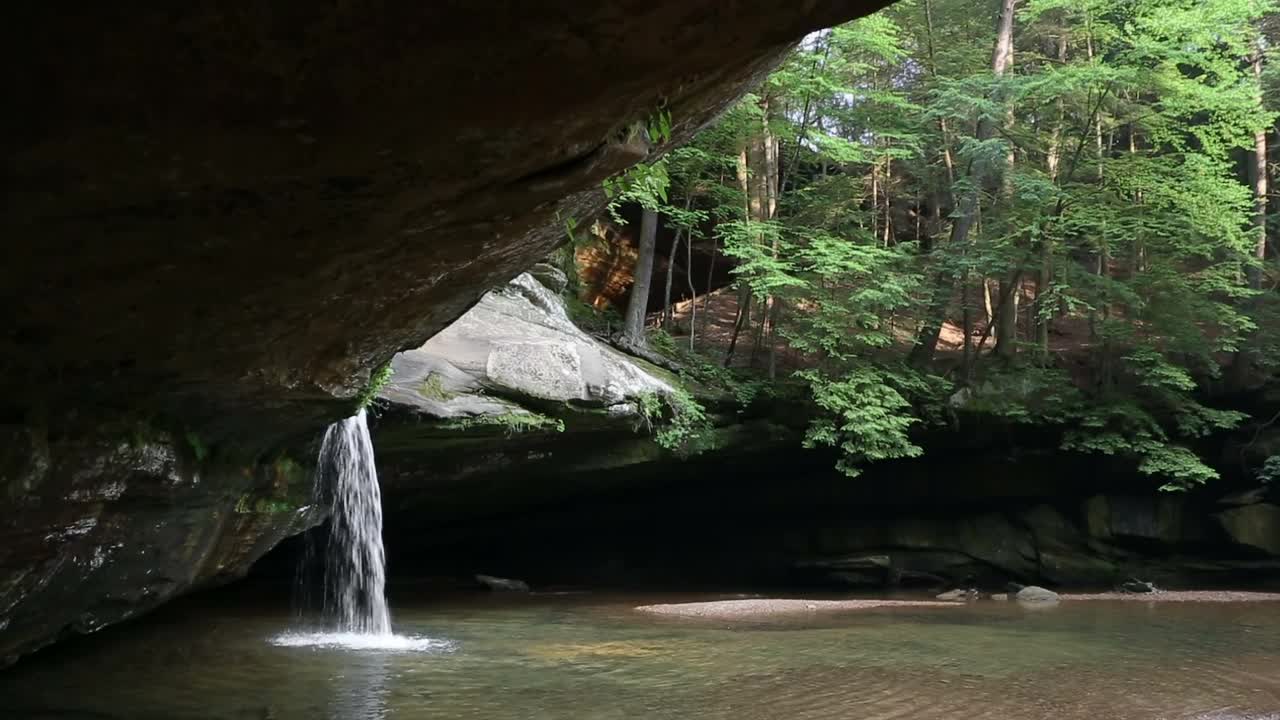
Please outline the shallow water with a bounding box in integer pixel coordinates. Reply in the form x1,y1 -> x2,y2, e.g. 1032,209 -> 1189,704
2,587 -> 1278,719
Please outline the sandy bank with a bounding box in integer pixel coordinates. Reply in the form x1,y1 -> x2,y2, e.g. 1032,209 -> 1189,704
634,598 -> 956,620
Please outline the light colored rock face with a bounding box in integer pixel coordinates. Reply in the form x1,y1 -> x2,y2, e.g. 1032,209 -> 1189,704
488,342 -> 587,401
381,273 -> 671,420
1216,504 -> 1280,556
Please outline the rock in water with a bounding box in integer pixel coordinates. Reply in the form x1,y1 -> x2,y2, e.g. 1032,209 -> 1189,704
475,574 -> 530,592
1118,578 -> 1159,594
1015,586 -> 1060,604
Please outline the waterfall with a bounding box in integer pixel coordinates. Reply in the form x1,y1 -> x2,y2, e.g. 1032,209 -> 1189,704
317,409 -> 391,635
272,409 -> 446,650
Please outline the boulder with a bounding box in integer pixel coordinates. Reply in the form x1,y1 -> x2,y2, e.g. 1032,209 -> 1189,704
380,272 -> 672,423
1015,586 -> 1060,604
475,574 -> 530,592
1216,504 -> 1280,556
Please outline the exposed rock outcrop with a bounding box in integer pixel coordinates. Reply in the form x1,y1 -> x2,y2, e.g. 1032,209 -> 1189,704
2,1 -> 891,665
381,272 -> 673,422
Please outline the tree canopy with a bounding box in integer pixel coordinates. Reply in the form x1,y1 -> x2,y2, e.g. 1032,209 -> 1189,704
594,0 -> 1280,490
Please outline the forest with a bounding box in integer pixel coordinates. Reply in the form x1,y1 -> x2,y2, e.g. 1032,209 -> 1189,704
580,0 -> 1280,489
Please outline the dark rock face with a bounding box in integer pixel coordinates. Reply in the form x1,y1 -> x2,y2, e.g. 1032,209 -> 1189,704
3,1 -> 889,424
0,424 -> 319,665
369,444 -> 1280,591
1,1 -> 890,665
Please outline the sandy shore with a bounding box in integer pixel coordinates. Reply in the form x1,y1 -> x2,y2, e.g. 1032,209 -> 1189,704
635,591 -> 1280,619
634,598 -> 957,620
1060,590 -> 1280,602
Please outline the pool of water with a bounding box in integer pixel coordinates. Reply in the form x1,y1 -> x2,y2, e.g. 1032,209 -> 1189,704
2,587 -> 1278,719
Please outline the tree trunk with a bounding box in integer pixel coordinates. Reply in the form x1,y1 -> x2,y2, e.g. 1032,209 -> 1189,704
687,227 -> 698,351
730,93 -> 779,369
909,0 -> 1018,368
989,0 -> 1018,360
883,152 -> 893,246
1035,33 -> 1067,356
724,146 -> 754,366
623,207 -> 659,345
1230,39 -> 1269,388
994,279 -> 1018,358
663,231 -> 681,329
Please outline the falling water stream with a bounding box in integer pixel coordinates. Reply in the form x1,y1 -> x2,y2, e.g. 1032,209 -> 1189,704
319,409 -> 391,635
271,409 -> 442,650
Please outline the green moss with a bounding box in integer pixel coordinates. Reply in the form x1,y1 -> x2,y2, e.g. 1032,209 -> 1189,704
635,389 -> 710,456
418,373 -> 454,401
356,362 -> 394,410
443,411 -> 566,436
234,493 -> 298,515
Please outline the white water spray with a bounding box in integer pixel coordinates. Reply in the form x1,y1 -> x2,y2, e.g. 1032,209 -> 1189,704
317,409 -> 391,635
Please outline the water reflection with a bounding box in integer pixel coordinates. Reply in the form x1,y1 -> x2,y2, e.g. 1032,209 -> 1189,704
0,592 -> 1277,720
327,653 -> 390,720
